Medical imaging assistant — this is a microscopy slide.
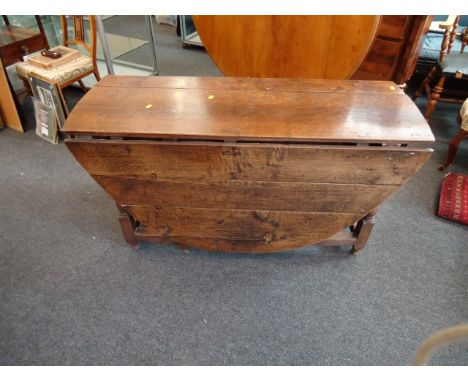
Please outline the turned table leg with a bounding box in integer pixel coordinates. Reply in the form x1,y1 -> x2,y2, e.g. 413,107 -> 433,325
352,209 -> 378,254
425,74 -> 446,120
117,204 -> 140,249
412,66 -> 436,101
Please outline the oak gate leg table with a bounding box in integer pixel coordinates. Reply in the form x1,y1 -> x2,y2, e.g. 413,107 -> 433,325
63,76 -> 434,254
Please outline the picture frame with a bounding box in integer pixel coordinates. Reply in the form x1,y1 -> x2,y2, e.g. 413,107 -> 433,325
28,73 -> 68,130
32,97 -> 58,144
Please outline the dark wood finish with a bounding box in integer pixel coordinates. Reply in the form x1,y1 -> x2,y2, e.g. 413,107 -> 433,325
133,226 -> 372,254
318,230 -> 357,247
351,209 -> 378,254
63,76 -> 434,254
66,139 -> 431,253
0,27 -> 49,66
392,16 -> 433,86
117,205 -> 140,249
93,176 -> 399,214
412,16 -> 467,120
377,16 -> 409,40
463,27 -> 468,53
0,17 -> 49,67
354,39 -> 402,80
64,141 -> 432,185
95,74 -> 404,93
192,16 -> 380,79
353,16 -> 432,85
64,76 -> 434,144
130,206 -> 363,253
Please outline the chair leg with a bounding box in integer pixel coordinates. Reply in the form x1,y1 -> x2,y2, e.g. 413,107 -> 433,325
425,74 -> 446,120
59,84 -> 69,109
413,67 -> 436,101
439,130 -> 468,171
94,69 -> 101,82
78,79 -> 88,93
21,77 -> 33,96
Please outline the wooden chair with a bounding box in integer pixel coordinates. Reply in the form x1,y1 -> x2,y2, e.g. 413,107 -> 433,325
16,16 -> 100,100
413,15 -> 467,120
439,98 -> 468,170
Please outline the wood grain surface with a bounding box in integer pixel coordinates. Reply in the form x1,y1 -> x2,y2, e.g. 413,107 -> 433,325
66,141 -> 432,185
63,76 -> 434,144
64,76 -> 434,253
192,16 -> 380,79
130,207 -> 363,252
93,176 -> 398,214
95,75 -> 403,93
352,16 -> 431,84
66,139 -> 432,252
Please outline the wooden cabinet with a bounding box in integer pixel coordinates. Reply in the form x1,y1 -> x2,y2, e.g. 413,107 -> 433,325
353,16 -> 432,84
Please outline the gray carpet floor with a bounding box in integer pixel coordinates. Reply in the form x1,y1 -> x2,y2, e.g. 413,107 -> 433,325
103,16 -> 222,76
118,23 -> 222,76
0,28 -> 467,364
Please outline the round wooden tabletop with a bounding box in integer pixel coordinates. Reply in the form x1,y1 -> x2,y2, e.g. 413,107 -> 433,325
193,16 -> 381,79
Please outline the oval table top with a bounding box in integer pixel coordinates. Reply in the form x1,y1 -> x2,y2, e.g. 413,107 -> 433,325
63,75 -> 434,145
193,15 -> 381,79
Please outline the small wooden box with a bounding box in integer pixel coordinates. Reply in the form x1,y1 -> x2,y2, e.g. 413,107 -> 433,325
27,46 -> 80,69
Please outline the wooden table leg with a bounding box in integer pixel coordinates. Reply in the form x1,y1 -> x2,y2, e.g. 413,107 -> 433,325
117,204 -> 140,249
352,208 -> 378,254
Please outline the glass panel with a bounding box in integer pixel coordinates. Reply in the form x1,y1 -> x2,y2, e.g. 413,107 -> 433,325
180,15 -> 203,47
1,15 -> 40,31
100,15 -> 157,74
39,16 -> 62,47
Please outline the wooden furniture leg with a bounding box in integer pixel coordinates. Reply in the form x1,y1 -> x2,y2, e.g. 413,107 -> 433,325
439,130 -> 468,170
117,205 -> 140,249
413,66 -> 437,101
425,74 -> 446,120
20,77 -> 33,96
78,79 -> 88,93
352,209 -> 378,254
94,69 -> 101,82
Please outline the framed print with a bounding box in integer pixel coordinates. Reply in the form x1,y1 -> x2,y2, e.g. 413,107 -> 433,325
33,97 -> 58,144
28,74 -> 68,130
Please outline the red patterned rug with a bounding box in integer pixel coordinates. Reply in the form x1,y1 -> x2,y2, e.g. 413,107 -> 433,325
438,172 -> 468,225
